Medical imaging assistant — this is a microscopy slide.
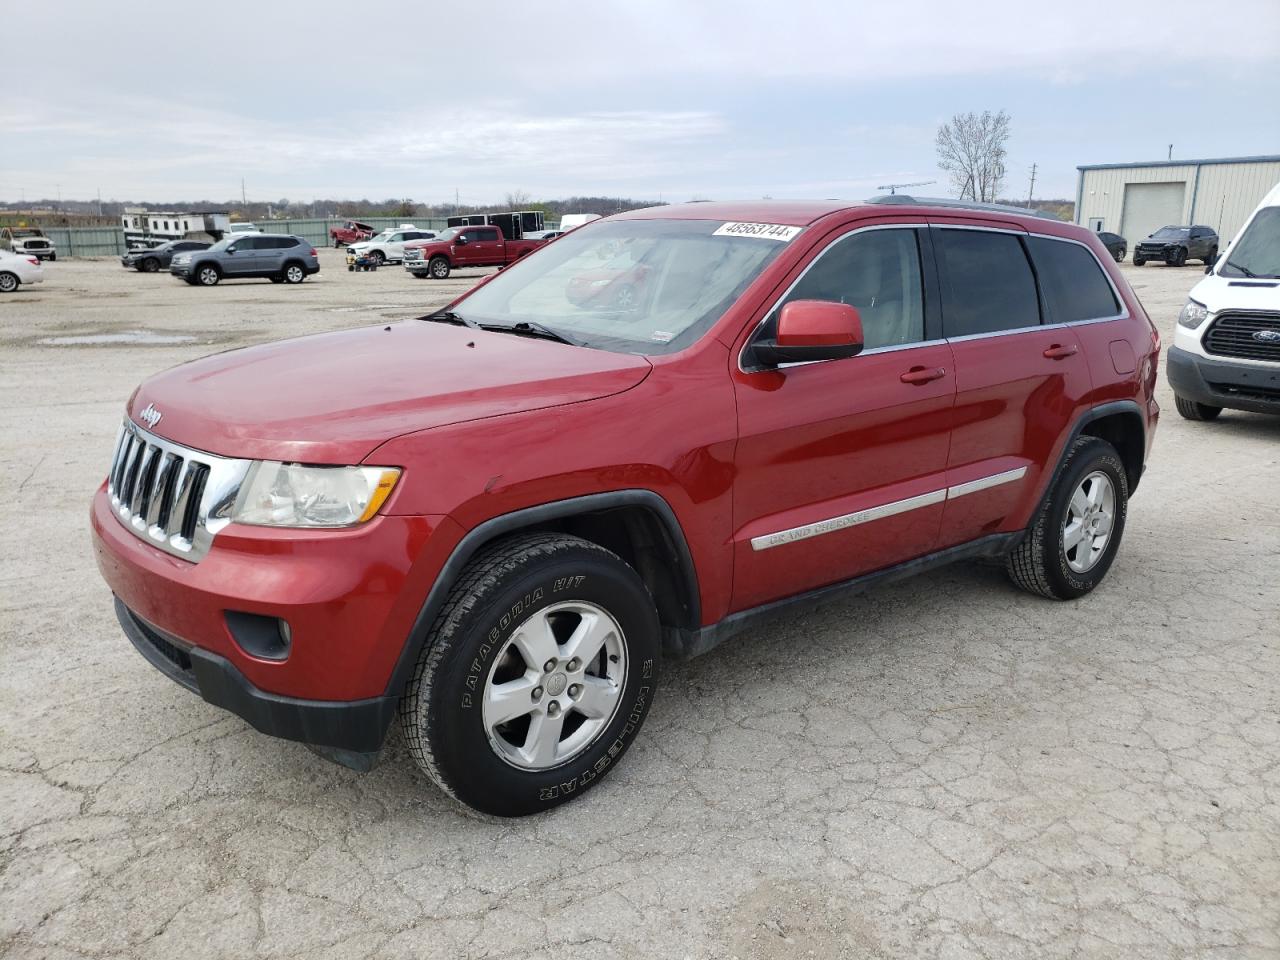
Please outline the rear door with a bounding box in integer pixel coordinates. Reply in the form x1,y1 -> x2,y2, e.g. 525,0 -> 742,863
471,227 -> 504,265
730,222 -> 957,610
931,223 -> 1095,549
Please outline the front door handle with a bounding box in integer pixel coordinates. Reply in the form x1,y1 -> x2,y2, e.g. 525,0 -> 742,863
1043,344 -> 1079,360
900,366 -> 947,385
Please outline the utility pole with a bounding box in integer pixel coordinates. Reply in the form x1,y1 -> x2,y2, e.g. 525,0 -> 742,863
1168,144 -> 1173,161
455,187 -> 459,212
241,178 -> 247,208
1027,163 -> 1037,209
97,188 -> 103,217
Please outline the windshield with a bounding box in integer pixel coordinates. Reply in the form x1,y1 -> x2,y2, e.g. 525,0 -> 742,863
1219,207 -> 1280,278
453,218 -> 793,355
1151,226 -> 1189,239
434,228 -> 462,241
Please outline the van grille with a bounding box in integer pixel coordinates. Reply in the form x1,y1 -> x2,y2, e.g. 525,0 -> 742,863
1204,312 -> 1280,363
106,420 -> 248,562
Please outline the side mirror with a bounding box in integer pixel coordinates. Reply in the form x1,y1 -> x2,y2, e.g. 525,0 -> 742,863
225,246 -> 236,254
455,235 -> 469,245
751,300 -> 864,367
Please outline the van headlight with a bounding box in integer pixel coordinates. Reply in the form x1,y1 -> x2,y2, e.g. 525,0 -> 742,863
1177,299 -> 1209,330
231,462 -> 401,527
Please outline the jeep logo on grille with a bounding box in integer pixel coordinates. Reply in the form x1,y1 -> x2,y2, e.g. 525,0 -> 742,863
1252,329 -> 1280,343
139,403 -> 163,428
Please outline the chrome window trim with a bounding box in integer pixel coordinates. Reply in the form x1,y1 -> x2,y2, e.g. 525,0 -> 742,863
750,465 -> 1029,551
738,222 -> 926,374
106,419 -> 252,562
739,223 -> 1130,374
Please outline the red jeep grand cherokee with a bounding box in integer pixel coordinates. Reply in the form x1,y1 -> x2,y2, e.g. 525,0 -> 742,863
92,198 -> 1160,816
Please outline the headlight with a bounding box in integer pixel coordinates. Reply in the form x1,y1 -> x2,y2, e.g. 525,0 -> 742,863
231,462 -> 401,528
173,254 -> 191,265
1177,298 -> 1209,330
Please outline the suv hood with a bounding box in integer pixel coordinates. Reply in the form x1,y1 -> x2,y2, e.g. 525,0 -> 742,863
129,321 -> 652,463
1190,272 -> 1280,314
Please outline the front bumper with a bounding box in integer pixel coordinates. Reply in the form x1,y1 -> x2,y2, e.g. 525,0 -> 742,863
92,484 -> 454,751
1135,245 -> 1177,262
1167,345 -> 1280,415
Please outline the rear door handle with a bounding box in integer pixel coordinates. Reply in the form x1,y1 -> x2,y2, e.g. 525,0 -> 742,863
900,366 -> 947,385
1043,344 -> 1079,359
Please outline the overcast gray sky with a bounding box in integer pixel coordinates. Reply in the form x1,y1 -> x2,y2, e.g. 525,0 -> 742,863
4,0 -> 1278,206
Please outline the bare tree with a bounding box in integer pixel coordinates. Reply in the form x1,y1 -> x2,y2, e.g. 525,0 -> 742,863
936,110 -> 1011,203
505,190 -> 531,209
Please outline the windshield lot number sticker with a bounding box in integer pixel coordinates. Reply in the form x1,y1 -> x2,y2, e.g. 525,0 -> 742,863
713,222 -> 802,242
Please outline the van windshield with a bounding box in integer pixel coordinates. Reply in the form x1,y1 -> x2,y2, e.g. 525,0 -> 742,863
453,219 -> 793,356
1220,207 -> 1280,279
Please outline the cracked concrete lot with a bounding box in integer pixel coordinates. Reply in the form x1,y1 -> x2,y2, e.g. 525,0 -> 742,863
2,249 -> 1278,959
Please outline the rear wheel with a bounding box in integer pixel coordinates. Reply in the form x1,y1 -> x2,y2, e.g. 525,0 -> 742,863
1174,395 -> 1222,421
429,256 -> 451,279
1005,436 -> 1129,600
196,265 -> 220,286
282,262 -> 306,284
1113,247 -> 1126,263
0,272 -> 19,293
400,533 -> 661,817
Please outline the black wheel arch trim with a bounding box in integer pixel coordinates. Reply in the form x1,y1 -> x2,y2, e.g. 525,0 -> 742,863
382,489 -> 701,701
1037,399 -> 1147,511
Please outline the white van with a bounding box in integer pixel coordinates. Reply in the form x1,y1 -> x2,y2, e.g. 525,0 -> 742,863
557,213 -> 602,232
1168,182 -> 1280,421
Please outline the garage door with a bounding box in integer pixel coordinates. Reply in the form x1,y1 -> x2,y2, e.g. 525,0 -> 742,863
1120,182 -> 1185,246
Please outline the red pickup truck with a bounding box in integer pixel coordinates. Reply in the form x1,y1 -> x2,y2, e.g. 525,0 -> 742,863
92,198 -> 1160,817
403,224 -> 544,278
328,220 -> 374,248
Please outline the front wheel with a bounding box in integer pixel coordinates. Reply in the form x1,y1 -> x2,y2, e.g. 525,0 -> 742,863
1132,257 -> 1145,266
48,252 -> 57,262
1174,395 -> 1222,421
1169,247 -> 1187,267
399,533 -> 661,817
1005,436 -> 1129,600
140,258 -> 160,273
196,265 -> 220,286
368,250 -> 385,265
429,256 -> 451,279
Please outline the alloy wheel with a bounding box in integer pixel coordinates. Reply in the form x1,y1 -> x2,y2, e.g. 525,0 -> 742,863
482,600 -> 627,770
1063,470 -> 1115,573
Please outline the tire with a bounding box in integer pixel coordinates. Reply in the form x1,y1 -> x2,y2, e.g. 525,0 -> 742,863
282,262 -> 306,284
1204,246 -> 1218,266
140,258 -> 160,273
196,264 -> 221,286
1113,247 -> 1126,263
412,272 -> 429,279
49,252 -> 57,262
1005,436 -> 1129,601
400,533 -> 661,817
1132,257 -> 1145,266
1169,247 -> 1187,267
334,238 -> 344,248
429,256 -> 451,279
0,272 -> 19,293
368,250 -> 385,266
1174,394 -> 1222,421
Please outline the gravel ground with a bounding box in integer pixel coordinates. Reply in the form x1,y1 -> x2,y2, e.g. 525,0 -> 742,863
2,251 -> 1278,960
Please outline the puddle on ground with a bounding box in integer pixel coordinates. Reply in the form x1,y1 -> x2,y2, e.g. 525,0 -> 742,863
39,330 -> 197,346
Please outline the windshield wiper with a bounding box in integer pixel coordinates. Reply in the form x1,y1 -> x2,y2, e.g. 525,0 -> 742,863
421,309 -> 480,329
482,321 -> 585,347
1223,259 -> 1261,278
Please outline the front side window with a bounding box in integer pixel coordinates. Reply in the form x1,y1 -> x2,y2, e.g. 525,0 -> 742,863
763,228 -> 925,349
936,229 -> 1040,336
456,218 -> 789,356
1220,207 -> 1280,279
1027,237 -> 1119,323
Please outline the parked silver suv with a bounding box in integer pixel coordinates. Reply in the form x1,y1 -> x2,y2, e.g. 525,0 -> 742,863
170,234 -> 319,286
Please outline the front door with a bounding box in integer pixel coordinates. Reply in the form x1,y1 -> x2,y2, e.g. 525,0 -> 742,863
930,223 -> 1095,548
224,236 -> 259,275
730,224 -> 956,611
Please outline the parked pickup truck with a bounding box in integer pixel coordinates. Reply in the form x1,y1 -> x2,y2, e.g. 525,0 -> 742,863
1,227 -> 57,261
329,219 -> 375,248
403,224 -> 544,278
92,199 -> 1160,817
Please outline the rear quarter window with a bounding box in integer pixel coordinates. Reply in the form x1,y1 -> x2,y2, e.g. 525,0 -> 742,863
1027,236 -> 1119,323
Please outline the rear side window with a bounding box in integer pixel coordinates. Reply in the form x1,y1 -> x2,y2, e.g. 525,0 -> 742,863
480,228 -> 500,241
936,229 -> 1040,336
1027,237 -> 1119,322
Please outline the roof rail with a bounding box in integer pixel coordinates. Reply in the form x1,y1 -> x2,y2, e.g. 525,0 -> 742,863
866,195 -> 1059,220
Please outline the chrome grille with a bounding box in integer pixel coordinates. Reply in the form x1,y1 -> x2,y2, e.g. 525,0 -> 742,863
1204,311 -> 1280,363
106,420 -> 251,562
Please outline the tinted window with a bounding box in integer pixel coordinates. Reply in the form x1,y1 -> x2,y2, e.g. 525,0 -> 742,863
937,229 -> 1040,336
1027,237 -> 1119,323
480,228 -> 500,241
765,228 -> 925,349
230,237 -> 258,250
